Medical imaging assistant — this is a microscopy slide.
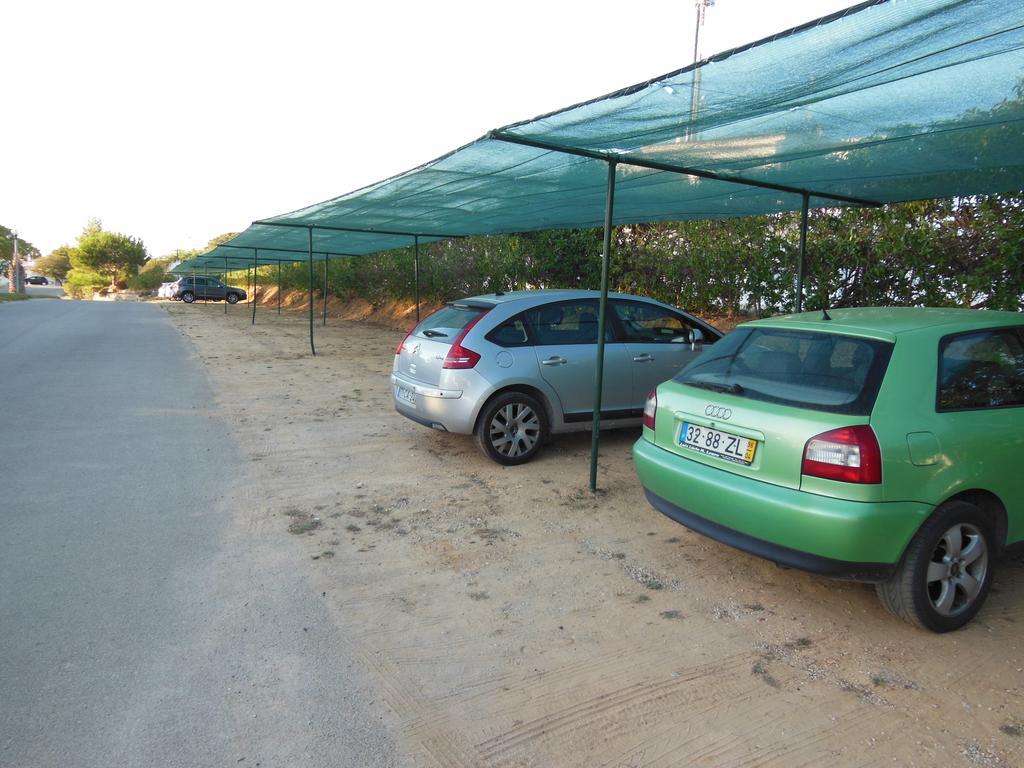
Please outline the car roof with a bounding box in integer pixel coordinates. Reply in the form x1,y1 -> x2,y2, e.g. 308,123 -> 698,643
457,289 -> 676,307
748,306 -> 1024,341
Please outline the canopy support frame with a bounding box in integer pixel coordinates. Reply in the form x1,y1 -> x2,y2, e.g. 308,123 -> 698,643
322,259 -> 328,326
307,227 -> 316,356
590,160 -> 618,494
488,131 -> 884,209
796,192 -> 810,313
215,244 -> 356,259
254,220 -> 466,241
252,249 -> 259,325
414,235 -> 421,323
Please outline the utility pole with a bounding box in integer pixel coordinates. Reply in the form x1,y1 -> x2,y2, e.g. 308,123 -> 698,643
688,0 -> 714,140
693,0 -> 713,64
7,229 -> 22,294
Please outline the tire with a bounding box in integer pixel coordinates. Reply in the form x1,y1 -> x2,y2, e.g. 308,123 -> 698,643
226,292 -> 239,305
181,291 -> 195,303
876,500 -> 995,632
475,392 -> 549,465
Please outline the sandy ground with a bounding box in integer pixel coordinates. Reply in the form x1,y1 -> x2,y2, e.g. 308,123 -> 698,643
163,300 -> 1024,768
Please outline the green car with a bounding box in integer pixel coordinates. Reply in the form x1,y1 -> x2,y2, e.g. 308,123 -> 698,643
633,307 -> 1024,632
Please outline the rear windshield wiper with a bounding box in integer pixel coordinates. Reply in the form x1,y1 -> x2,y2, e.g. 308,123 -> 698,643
685,380 -> 744,395
422,329 -> 448,338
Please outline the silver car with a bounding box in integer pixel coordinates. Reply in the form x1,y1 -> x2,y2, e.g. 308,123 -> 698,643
391,290 -> 721,464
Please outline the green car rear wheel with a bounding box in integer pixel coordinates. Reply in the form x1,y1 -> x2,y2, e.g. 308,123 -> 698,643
876,500 -> 995,632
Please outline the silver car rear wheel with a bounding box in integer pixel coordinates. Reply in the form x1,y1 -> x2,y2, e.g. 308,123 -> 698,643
475,392 -> 548,465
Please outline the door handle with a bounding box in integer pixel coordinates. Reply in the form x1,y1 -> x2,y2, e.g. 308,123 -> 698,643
541,356 -> 567,366
633,353 -> 655,362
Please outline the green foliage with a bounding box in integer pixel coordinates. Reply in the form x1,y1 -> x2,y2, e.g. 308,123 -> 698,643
0,225 -> 41,276
63,268 -> 109,299
127,259 -> 171,292
34,246 -> 74,282
206,232 -> 239,250
802,195 -> 1024,312
519,229 -> 603,289
71,222 -> 148,286
233,194 -> 1024,317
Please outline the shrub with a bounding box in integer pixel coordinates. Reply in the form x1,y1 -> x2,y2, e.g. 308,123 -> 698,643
64,268 -> 108,299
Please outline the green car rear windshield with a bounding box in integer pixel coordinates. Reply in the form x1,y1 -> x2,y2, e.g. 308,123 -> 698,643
675,327 -> 894,416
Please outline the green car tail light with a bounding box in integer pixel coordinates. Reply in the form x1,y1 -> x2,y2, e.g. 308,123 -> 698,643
802,425 -> 882,484
643,389 -> 657,430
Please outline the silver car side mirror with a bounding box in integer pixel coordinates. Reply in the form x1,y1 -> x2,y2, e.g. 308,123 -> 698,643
691,328 -> 704,352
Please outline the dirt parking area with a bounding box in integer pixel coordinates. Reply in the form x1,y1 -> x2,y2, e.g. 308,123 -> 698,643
165,301 -> 1023,768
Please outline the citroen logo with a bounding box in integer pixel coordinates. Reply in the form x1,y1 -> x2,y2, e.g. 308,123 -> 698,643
705,405 -> 732,420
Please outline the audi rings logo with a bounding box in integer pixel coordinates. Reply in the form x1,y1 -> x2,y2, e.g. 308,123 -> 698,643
705,405 -> 732,420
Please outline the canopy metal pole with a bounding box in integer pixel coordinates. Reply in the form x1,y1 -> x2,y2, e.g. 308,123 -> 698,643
307,227 -> 316,356
589,160 -> 617,494
277,262 -> 282,315
252,249 -> 259,325
795,192 -> 809,313
414,235 -> 420,323
224,257 -> 228,315
322,258 -> 328,326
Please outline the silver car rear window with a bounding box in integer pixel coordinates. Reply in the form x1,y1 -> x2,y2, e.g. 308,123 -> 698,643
675,327 -> 893,416
415,304 -> 489,337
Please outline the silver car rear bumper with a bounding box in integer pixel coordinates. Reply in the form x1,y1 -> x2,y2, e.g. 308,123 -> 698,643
390,370 -> 490,434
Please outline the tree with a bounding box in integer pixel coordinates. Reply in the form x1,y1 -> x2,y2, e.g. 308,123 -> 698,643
1,225 -> 41,292
34,246 -> 74,283
127,256 -> 178,292
206,232 -> 239,250
63,269 -> 109,299
71,223 -> 147,287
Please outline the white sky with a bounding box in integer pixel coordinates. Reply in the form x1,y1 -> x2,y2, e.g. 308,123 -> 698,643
4,0 -> 858,257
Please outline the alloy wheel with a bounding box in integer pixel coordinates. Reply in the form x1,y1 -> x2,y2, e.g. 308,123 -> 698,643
926,522 -> 988,617
488,402 -> 540,459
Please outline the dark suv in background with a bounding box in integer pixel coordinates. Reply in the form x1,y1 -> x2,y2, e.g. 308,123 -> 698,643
173,276 -> 246,304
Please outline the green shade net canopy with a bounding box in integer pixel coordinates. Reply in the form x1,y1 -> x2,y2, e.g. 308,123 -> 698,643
180,0 -> 1024,272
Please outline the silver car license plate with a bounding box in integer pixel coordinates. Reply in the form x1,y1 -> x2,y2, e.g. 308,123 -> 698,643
679,422 -> 757,465
396,385 -> 417,407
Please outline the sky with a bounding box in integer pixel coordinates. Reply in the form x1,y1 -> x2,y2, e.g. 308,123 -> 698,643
3,0 -> 859,258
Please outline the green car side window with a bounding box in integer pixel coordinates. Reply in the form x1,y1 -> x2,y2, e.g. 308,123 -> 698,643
937,328 -> 1024,411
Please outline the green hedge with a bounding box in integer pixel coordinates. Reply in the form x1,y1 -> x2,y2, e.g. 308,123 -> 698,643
230,195 -> 1024,316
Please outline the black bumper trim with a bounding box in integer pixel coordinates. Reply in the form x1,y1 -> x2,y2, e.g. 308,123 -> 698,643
643,489 -> 897,582
394,404 -> 447,431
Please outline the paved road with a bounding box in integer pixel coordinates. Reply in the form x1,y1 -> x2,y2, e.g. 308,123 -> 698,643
24,283 -> 65,298
0,300 -> 405,768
